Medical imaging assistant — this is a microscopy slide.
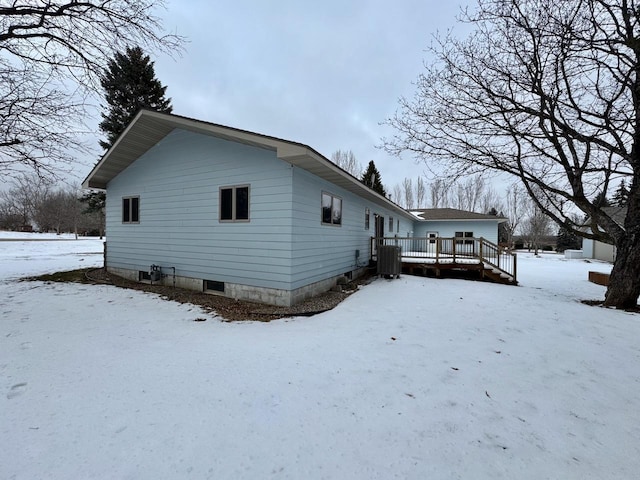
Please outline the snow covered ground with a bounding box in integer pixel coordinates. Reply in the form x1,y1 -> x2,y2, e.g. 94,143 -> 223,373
1,234 -> 639,479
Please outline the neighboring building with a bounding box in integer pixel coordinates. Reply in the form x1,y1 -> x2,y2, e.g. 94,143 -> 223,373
83,110 -> 507,306
582,206 -> 625,263
411,208 -> 505,246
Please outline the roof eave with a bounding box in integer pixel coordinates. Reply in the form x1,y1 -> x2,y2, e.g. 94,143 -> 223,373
82,110 -> 414,219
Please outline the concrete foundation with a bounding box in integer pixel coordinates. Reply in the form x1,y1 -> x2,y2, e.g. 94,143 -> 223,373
106,266 -> 368,307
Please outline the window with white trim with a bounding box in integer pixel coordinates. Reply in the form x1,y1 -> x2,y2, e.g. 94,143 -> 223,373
365,208 -> 370,230
122,196 -> 139,223
220,185 -> 250,222
322,192 -> 342,226
455,231 -> 474,245
389,216 -> 394,232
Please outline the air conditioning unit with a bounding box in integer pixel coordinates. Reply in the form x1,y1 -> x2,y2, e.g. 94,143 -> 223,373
377,245 -> 402,277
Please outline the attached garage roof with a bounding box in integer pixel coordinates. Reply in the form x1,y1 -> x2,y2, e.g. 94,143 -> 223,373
412,208 -> 507,222
82,110 -> 413,220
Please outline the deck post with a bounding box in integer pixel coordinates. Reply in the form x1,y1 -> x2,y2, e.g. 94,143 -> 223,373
479,238 -> 483,262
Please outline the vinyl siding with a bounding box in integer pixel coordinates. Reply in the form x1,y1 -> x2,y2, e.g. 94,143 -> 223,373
106,128 -> 294,290
413,220 -> 500,245
291,167 -> 413,289
582,230 -> 615,262
593,240 -> 615,263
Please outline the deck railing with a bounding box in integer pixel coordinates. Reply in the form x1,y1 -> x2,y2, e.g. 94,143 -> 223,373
371,236 -> 517,283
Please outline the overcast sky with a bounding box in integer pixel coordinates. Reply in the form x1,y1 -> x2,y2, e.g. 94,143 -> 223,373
106,0 -> 470,191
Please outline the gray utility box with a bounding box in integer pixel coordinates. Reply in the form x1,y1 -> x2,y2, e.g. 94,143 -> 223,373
377,245 -> 402,277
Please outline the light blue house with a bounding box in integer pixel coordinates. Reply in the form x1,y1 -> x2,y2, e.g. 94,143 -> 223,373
410,208 -> 504,244
83,110 -> 508,306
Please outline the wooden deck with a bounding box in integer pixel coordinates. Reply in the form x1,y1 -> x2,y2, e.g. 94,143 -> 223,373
371,236 -> 517,285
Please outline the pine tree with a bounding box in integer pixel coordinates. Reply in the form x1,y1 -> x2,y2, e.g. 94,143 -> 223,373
360,160 -> 387,197
80,191 -> 106,239
99,46 -> 172,150
556,225 -> 581,252
612,180 -> 630,206
486,208 -> 510,244
592,190 -> 611,208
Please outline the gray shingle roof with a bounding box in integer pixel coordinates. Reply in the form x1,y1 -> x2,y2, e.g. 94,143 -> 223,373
412,208 -> 507,221
601,206 -> 626,227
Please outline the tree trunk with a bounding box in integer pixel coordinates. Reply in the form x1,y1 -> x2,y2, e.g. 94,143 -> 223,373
604,178 -> 640,308
604,235 -> 640,308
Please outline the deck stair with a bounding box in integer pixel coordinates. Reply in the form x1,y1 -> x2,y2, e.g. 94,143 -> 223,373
371,236 -> 517,285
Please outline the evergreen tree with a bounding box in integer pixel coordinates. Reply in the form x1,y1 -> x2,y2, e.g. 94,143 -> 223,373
592,190 -> 611,208
99,46 -> 172,150
81,191 -> 106,213
80,191 -> 106,239
360,160 -> 387,197
612,180 -> 629,206
494,210 -> 510,245
556,225 -> 581,252
498,221 -> 509,245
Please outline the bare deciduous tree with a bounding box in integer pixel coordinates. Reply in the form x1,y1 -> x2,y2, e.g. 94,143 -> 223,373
402,178 -> 415,210
0,174 -> 51,228
453,176 -> 485,212
503,183 -> 525,250
429,179 -> 450,208
522,203 -> 552,256
480,186 -> 503,215
392,184 -> 403,207
385,0 -> 640,308
0,1 -> 183,180
0,175 -> 102,234
416,177 -> 426,208
330,150 -> 363,178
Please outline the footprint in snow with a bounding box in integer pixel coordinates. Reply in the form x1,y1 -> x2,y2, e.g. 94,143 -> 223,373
7,382 -> 27,399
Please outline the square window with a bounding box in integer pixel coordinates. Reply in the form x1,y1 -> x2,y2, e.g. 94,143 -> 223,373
321,192 -> 342,226
220,185 -> 250,222
122,196 -> 140,224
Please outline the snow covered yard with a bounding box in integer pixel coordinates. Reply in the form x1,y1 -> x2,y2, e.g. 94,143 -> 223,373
1,235 -> 639,479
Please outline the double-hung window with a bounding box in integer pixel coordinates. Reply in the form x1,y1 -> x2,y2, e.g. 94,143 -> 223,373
122,196 -> 140,223
220,185 -> 250,222
321,192 -> 342,226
